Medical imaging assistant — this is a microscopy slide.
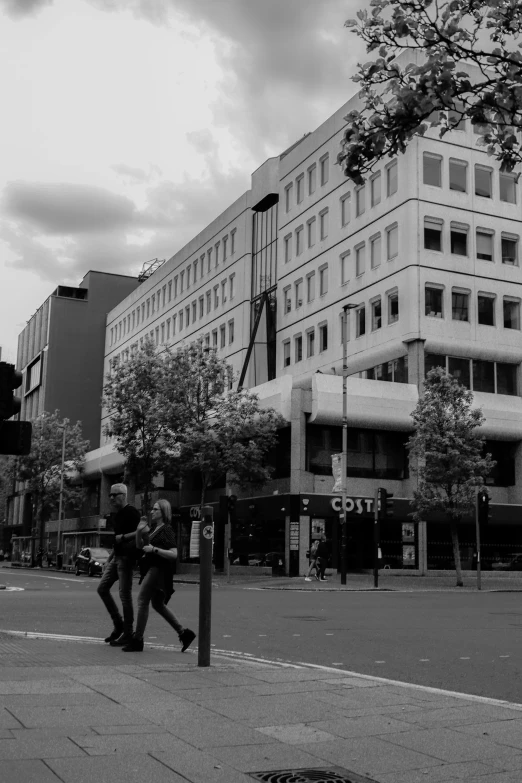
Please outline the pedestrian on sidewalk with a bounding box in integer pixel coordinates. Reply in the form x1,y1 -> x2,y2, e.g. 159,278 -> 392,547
122,499 -> 196,654
315,535 -> 329,582
97,483 -> 140,647
305,539 -> 320,581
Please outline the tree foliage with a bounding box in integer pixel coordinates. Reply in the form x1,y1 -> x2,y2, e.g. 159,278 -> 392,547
408,367 -> 495,584
160,340 -> 286,506
102,337 -> 170,512
338,0 -> 522,184
15,411 -> 89,532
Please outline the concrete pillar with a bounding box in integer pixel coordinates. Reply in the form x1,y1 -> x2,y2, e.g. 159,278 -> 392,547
405,338 -> 426,391
299,515 -> 310,576
290,388 -> 306,495
417,520 -> 427,575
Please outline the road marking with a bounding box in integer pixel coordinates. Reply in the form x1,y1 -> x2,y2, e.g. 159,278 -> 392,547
223,634 -> 231,637
2,572 -> 85,584
375,660 -> 386,663
420,659 -> 430,662
460,657 -> 470,660
500,655 -> 510,658
0,587 -> 24,592
326,633 -> 334,636
331,662 -> 344,666
292,634 -> 300,637
258,634 -> 266,637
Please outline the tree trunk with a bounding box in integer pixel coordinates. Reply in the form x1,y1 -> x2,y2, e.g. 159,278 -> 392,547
449,518 -> 463,587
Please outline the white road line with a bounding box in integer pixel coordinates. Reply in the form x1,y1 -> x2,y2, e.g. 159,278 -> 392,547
1,572 -> 85,583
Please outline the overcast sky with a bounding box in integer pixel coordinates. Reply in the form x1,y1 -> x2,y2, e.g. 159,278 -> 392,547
0,0 -> 364,363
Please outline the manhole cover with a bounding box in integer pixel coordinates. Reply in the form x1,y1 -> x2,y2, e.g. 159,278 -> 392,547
249,768 -> 377,783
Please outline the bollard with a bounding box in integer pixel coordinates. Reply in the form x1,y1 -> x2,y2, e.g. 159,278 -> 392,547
198,505 -> 213,667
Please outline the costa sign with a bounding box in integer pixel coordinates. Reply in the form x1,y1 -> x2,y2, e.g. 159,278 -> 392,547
190,506 -> 201,519
330,497 -> 374,514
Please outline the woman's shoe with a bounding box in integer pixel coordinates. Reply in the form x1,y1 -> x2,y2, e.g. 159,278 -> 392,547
179,628 -> 196,652
122,637 -> 144,652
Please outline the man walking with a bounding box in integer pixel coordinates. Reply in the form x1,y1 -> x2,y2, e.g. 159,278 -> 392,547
97,483 -> 140,646
315,535 -> 329,582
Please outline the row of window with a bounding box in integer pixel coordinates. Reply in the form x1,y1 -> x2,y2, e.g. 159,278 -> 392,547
425,285 -> 520,329
109,233 -> 238,347
283,323 -> 329,366
425,353 -> 518,396
351,160 -> 398,219
424,218 -> 519,265
356,355 -> 408,384
284,154 -> 330,213
423,153 -> 518,203
110,273 -> 236,346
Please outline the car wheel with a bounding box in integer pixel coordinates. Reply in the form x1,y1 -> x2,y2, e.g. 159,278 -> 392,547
88,565 -> 96,577
75,563 -> 81,576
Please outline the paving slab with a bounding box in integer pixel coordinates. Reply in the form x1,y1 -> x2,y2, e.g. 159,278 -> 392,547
0,758 -> 66,783
377,760 -> 502,782
71,730 -> 195,756
7,702 -> 152,728
152,747 -> 255,783
47,753 -> 188,783
382,725 -> 522,764
0,736 -> 85,760
256,722 -> 337,744
208,741 -> 329,772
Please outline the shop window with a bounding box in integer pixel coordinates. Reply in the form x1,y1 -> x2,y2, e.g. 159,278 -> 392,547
425,286 -> 443,318
478,294 -> 495,326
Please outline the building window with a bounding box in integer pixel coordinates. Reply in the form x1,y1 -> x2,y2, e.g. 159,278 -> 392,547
162,286 -> 166,307
180,271 -> 185,292
307,272 -> 315,302
204,332 -> 210,348
371,298 -> 382,331
231,228 -> 236,254
423,153 -> 442,187
450,225 -> 468,256
26,356 -> 42,393
475,165 -> 492,198
448,356 -> 470,388
296,174 -> 304,204
185,306 -> 190,326
212,329 -> 218,347
166,319 -> 171,340
425,286 -> 443,318
161,323 -> 165,343
228,319 -> 234,344
319,264 -> 328,296
424,218 -> 443,251
206,291 -> 211,314
356,306 -> 366,337
214,285 -> 219,308
340,193 -> 350,226
370,172 -> 381,206
200,254 -> 205,277
502,235 -> 518,266
222,235 -> 228,260
476,230 -> 493,261
504,298 -> 521,329
146,299 -> 150,318
355,244 -> 365,277
283,340 -> 291,367
308,164 -> 316,194
340,251 -> 350,284
497,363 -> 517,395
478,294 -> 495,326
306,329 -> 315,358
320,153 -> 329,185
319,322 -> 328,352
151,294 -> 155,314
355,185 -> 365,216
473,360 -> 495,393
221,280 -> 227,304
284,234 -> 292,263
207,248 -> 212,273
449,159 -> 467,192
199,296 -> 204,318
174,276 -> 178,297
172,314 -> 177,334
168,280 -> 172,302
285,183 -> 293,213
192,301 -> 197,322
386,160 -> 398,196
388,290 -> 399,324
295,334 -> 303,362
220,325 -> 226,348
229,273 -> 235,299
500,172 -> 517,204
386,224 -> 398,260
179,309 -> 183,330
187,265 -> 191,287
452,290 -> 469,321
370,234 -> 381,269
307,217 -> 316,248
319,209 -> 329,240
295,279 -> 303,308
448,108 -> 466,130
284,287 -> 291,314
296,225 -> 304,255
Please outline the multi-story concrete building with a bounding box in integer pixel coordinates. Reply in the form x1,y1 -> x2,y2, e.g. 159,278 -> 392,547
81,55 -> 522,575
5,270 -> 139,554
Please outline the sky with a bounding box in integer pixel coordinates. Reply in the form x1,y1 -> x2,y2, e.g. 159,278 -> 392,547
0,0 -> 364,364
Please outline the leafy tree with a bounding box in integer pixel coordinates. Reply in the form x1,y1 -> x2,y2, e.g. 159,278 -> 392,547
408,368 -> 495,586
338,0 -> 522,184
15,411 -> 89,553
160,340 -> 286,506
102,337 -> 170,513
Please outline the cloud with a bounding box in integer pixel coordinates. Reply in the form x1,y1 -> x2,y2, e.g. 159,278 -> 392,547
0,0 -> 52,18
111,163 -> 163,184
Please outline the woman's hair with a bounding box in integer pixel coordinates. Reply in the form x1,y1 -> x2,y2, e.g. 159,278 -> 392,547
156,498 -> 172,526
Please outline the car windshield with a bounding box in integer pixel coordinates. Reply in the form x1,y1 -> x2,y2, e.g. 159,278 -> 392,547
90,549 -> 110,558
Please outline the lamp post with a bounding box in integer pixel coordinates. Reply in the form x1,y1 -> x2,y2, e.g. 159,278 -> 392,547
340,303 -> 359,585
56,423 -> 66,559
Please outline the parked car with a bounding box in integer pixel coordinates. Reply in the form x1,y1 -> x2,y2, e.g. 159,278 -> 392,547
491,554 -> 522,571
75,547 -> 110,577
261,552 -> 285,568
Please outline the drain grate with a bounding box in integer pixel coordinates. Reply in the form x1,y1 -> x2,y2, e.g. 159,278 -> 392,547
249,768 -> 378,783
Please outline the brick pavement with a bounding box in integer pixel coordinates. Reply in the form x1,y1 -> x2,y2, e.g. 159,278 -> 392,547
0,630 -> 521,782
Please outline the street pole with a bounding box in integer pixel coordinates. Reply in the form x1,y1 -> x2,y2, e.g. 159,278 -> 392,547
373,487 -> 380,588
340,306 -> 348,585
198,505 -> 214,667
475,494 -> 482,591
56,423 -> 66,561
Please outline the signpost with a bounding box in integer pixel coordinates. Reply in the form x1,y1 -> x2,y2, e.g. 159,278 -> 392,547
198,505 -> 213,667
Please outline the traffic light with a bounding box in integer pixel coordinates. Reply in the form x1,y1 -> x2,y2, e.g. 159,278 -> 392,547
0,362 -> 23,420
377,488 -> 394,519
477,489 -> 492,525
227,495 -> 237,514
0,420 -> 32,455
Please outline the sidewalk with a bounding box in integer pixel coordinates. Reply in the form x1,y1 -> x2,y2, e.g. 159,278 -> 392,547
0,631 -> 521,782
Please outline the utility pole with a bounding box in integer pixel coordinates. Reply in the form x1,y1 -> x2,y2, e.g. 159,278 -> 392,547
56,423 -> 66,558
340,303 -> 359,585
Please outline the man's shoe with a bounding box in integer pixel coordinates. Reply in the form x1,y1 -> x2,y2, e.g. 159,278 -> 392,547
104,626 -> 123,643
110,633 -> 133,647
122,637 -> 144,652
179,628 -> 196,652
304,577 -> 312,581
320,578 -> 328,582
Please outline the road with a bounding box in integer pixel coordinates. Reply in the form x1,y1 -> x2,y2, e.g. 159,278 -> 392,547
1,566 -> 522,703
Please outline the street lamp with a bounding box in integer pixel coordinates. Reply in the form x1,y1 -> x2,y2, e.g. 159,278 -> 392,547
340,302 -> 360,586
56,423 -> 67,560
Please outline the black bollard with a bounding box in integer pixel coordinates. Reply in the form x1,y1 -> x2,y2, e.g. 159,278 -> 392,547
198,505 -> 213,667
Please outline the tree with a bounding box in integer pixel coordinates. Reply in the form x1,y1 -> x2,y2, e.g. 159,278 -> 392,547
15,411 -> 89,555
338,0 -> 522,184
408,367 -> 495,586
160,340 -> 286,507
102,338 -> 170,513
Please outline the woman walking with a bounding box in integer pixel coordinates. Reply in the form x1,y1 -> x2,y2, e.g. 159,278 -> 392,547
122,499 -> 196,653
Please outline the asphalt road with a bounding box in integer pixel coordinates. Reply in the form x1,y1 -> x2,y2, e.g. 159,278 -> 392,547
1,566 -> 522,704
